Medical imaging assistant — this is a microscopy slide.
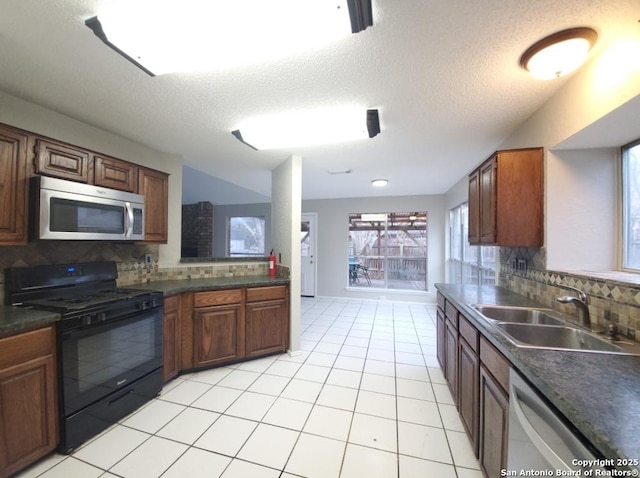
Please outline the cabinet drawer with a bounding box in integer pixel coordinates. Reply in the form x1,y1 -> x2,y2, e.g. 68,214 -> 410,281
444,300 -> 458,329
480,336 -> 510,393
164,295 -> 180,314
459,315 -> 479,352
194,289 -> 242,307
0,326 -> 54,369
246,286 -> 287,303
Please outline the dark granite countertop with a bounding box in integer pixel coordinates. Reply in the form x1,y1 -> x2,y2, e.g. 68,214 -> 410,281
1,275 -> 289,336
0,306 -> 59,336
127,275 -> 290,297
435,283 -> 640,471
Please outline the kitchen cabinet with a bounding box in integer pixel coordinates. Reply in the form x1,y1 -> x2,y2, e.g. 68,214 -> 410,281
0,124 -> 28,245
444,301 -> 459,402
163,295 -> 182,382
94,154 -> 137,192
436,308 -> 445,369
34,137 -> 91,183
138,166 -> 169,243
245,286 -> 289,357
468,147 -> 543,247
458,315 -> 479,456
0,326 -> 57,477
436,292 -> 511,478
181,285 -> 290,372
192,289 -> 245,368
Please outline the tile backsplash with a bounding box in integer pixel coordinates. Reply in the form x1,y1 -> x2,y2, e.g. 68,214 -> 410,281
500,247 -> 640,340
0,242 -> 276,304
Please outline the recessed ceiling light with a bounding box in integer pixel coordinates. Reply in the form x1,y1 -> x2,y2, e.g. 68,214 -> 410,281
520,27 -> 598,80
371,179 -> 388,187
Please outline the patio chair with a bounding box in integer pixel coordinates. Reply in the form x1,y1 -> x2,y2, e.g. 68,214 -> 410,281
356,264 -> 371,286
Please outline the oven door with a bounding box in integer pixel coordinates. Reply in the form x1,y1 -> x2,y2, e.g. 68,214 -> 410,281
60,308 -> 162,417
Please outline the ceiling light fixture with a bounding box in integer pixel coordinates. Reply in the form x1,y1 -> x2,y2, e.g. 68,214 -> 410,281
86,0 -> 371,76
520,27 -> 598,80
371,179 -> 388,187
232,107 -> 380,150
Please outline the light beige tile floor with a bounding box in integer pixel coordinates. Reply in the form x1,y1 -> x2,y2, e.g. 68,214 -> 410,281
16,297 -> 482,478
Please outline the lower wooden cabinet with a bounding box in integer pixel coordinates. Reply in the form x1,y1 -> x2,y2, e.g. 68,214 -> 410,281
458,337 -> 479,455
479,364 -> 509,478
0,326 -> 57,477
436,292 -> 511,478
193,304 -> 245,367
185,285 -> 290,371
163,295 -> 182,382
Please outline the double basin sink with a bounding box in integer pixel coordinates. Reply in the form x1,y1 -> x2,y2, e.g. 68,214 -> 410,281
473,305 -> 640,355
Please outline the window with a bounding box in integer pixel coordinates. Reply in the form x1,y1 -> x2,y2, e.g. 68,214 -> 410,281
228,216 -> 265,256
348,212 -> 427,291
622,139 -> 640,271
449,203 -> 496,284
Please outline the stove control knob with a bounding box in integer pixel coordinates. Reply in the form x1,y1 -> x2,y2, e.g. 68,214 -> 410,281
82,315 -> 93,326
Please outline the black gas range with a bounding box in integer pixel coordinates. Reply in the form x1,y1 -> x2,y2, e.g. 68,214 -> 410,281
5,261 -> 164,452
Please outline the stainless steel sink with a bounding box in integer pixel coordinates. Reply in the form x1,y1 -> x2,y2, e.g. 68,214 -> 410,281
473,305 -> 565,326
495,323 -> 622,353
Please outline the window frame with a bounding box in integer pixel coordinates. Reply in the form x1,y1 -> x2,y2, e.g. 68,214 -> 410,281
621,138 -> 640,272
227,215 -> 266,257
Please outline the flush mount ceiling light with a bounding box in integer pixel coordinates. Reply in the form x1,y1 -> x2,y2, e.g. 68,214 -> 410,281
86,0 -> 372,76
232,107 -> 380,150
371,179 -> 388,187
520,27 -> 598,80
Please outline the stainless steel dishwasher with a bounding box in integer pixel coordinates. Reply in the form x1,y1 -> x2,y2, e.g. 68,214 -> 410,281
507,369 -> 604,473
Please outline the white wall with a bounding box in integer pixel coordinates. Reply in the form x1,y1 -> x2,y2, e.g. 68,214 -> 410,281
271,155 -> 302,352
0,90 -> 183,266
303,194 -> 445,303
546,149 -> 617,270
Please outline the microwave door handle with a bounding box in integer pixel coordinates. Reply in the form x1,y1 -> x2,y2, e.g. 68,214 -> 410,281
124,202 -> 134,238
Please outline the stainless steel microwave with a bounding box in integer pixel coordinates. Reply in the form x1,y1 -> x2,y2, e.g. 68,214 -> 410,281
31,176 -> 145,241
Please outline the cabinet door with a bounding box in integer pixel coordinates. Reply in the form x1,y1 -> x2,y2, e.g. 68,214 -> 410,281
479,157 -> 497,244
94,155 -> 137,192
163,295 -> 181,382
479,365 -> 509,478
246,300 -> 288,357
0,326 -> 57,478
193,305 -> 244,367
458,338 -> 479,456
444,318 -> 458,402
0,125 -> 28,245
436,307 -> 445,369
138,167 -> 169,243
34,138 -> 90,182
467,169 -> 480,244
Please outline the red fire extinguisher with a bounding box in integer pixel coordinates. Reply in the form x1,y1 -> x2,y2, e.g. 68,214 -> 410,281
268,250 -> 276,277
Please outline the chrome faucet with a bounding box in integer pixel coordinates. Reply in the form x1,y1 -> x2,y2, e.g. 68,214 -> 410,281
556,285 -> 591,329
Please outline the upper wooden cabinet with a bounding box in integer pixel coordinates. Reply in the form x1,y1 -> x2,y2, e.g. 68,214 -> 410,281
468,147 -> 543,247
94,154 -> 137,192
138,167 -> 169,243
34,138 -> 91,183
0,124 -> 29,245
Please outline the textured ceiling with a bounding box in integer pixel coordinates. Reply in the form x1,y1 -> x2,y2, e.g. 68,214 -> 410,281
0,0 -> 638,200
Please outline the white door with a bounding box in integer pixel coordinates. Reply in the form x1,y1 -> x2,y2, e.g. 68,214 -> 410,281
301,213 -> 317,297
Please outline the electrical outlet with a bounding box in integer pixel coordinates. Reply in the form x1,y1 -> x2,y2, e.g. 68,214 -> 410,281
145,254 -> 153,265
